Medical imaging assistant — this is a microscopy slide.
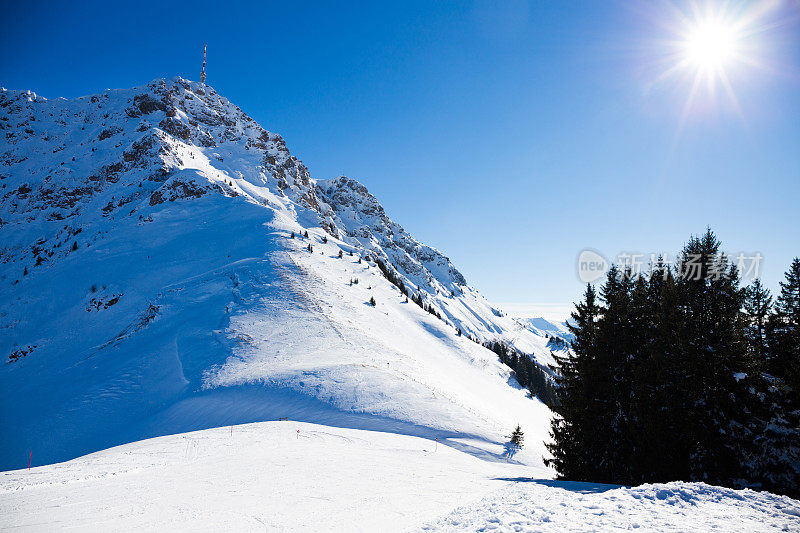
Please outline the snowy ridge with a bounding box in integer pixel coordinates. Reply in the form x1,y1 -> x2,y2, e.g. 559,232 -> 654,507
1,78 -> 555,470
1,421 -> 796,532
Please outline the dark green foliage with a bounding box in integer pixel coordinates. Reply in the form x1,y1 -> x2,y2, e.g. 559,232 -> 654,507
484,339 -> 557,406
547,230 -> 800,497
744,278 -> 772,364
546,283 -> 601,480
375,257 -> 408,297
510,425 -> 524,448
769,258 -> 800,396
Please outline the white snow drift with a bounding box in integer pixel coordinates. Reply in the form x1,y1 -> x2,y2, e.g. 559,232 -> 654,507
2,421 -> 797,532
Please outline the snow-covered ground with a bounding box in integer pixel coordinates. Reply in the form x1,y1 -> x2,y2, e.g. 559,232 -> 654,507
5,78 -> 797,531
0,78 -> 554,471
423,478 -> 800,532
1,421 -> 797,532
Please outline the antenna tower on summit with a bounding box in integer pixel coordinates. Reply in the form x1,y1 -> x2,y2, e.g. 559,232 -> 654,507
200,44 -> 207,84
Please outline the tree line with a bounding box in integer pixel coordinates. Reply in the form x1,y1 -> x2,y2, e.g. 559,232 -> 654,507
547,229 -> 799,497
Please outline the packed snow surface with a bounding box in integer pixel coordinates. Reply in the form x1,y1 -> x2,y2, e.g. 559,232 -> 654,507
0,78 -> 554,470
1,422 -> 797,532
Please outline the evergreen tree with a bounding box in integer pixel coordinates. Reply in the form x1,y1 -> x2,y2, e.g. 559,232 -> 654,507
510,425 -> 524,448
591,266 -> 637,483
744,258 -> 800,497
546,283 -> 600,481
680,231 -> 752,486
629,260 -> 688,483
770,258 -> 800,395
743,278 -> 772,365
369,296 -> 376,307
515,357 -> 529,389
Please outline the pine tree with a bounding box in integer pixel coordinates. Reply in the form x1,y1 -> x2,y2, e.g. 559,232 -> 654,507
338,250 -> 343,258
322,235 -> 328,244
770,258 -> 800,395
743,278 -> 772,365
510,425 -> 524,448
672,230 -> 751,486
290,232 -> 295,239
515,357 -> 529,389
369,296 -> 376,307
71,241 -> 78,251
546,283 -> 600,481
592,265 -> 637,483
629,260 -> 688,483
307,243 -> 313,252
746,258 -> 800,497
304,230 -> 309,238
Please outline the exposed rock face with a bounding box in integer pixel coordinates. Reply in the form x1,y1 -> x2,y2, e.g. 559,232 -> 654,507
0,77 -> 466,298
315,176 -> 466,293
0,77 -> 558,473
1,77 -> 553,367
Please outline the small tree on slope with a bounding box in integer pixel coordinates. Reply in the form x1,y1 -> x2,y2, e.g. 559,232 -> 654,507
510,425 -> 524,449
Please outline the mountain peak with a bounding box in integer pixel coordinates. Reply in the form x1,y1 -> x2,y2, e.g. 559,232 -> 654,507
1,78 -> 557,471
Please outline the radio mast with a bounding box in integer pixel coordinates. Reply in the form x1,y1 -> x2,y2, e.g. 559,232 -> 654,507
200,44 -> 207,84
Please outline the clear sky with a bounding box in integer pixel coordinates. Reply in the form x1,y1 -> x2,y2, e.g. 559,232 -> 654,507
2,1 -> 798,319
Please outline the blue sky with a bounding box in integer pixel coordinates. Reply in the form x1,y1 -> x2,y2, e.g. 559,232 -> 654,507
2,0 -> 798,319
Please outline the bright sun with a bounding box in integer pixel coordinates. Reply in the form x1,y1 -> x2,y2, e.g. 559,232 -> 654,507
650,0 -> 778,122
684,20 -> 737,70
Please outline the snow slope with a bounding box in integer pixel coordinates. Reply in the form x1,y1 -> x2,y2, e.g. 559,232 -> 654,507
423,478 -> 800,532
1,421 -> 797,532
520,317 -> 574,352
0,78 -> 554,470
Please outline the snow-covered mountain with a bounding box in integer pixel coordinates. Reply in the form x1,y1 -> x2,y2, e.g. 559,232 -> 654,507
0,78 -> 556,470
521,317 -> 574,352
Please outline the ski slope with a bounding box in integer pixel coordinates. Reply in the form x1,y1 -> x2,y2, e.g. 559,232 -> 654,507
0,78 -> 554,470
1,421 -> 797,532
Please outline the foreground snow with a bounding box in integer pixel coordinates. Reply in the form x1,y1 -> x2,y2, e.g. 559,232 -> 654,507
423,480 -> 800,532
2,422 -> 797,532
1,421 -> 535,531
